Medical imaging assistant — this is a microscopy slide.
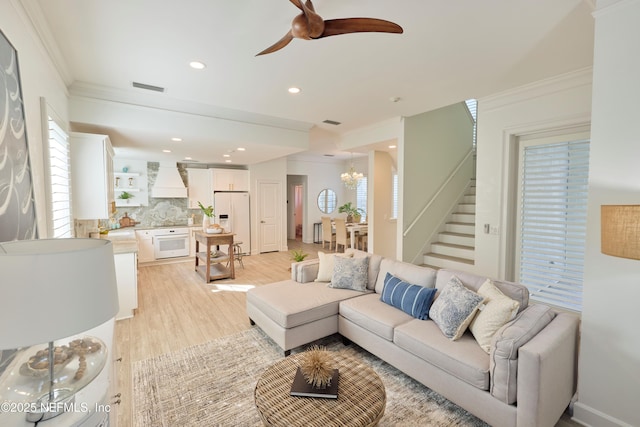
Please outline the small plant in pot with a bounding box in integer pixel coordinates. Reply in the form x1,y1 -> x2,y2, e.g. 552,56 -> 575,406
198,201 -> 214,230
118,191 -> 134,203
338,202 -> 364,223
290,249 -> 309,262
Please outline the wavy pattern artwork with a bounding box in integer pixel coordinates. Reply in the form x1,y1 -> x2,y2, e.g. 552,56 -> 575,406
0,30 -> 37,242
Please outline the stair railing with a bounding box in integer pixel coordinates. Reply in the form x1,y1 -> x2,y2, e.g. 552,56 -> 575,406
403,147 -> 475,237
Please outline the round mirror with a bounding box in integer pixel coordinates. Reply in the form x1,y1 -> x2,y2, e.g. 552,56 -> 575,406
317,189 -> 337,214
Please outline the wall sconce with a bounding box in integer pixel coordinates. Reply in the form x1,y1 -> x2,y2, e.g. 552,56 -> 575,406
601,205 -> 640,260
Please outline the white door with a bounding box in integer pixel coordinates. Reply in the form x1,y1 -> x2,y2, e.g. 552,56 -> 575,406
258,181 -> 281,253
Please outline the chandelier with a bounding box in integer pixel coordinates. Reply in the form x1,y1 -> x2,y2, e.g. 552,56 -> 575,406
341,157 -> 363,190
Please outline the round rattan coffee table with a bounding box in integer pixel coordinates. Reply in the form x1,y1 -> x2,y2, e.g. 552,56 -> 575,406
254,352 -> 386,427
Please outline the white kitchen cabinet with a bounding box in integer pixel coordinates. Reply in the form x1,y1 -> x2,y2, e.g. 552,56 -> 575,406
211,168 -> 249,192
70,133 -> 115,219
114,252 -> 138,320
187,168 -> 212,209
135,229 -> 155,263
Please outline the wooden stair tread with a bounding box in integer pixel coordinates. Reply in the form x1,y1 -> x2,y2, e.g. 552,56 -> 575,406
432,242 -> 474,250
440,231 -> 474,238
424,252 -> 475,265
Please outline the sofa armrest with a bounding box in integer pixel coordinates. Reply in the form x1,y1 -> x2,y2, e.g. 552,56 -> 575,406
291,259 -> 320,283
516,312 -> 580,427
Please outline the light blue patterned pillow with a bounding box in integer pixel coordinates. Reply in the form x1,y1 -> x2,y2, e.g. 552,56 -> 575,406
329,256 -> 369,291
430,276 -> 485,340
380,272 -> 437,320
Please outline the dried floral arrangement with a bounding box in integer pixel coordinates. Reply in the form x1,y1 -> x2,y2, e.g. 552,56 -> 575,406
299,345 -> 334,388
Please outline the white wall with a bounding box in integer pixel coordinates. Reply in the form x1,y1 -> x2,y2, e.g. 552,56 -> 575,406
573,1 -> 640,426
401,102 -> 474,262
370,151 -> 396,259
287,156 -> 346,244
1,0 -> 70,238
475,68 -> 592,279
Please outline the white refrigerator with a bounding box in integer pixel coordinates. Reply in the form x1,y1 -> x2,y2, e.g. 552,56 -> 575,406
214,192 -> 251,255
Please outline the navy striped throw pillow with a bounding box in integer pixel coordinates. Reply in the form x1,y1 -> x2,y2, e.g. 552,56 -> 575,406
380,272 -> 437,320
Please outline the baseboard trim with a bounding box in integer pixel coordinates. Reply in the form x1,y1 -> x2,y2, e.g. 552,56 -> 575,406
572,402 -> 634,427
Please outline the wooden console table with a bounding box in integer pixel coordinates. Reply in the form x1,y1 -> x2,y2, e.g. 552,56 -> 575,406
194,231 -> 235,282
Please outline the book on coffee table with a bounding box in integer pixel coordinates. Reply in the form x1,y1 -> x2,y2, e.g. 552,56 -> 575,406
290,367 -> 339,399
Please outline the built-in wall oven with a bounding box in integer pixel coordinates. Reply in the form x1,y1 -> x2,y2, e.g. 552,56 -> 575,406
153,227 -> 190,259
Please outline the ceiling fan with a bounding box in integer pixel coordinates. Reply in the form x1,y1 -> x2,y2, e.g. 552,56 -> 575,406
256,0 -> 403,56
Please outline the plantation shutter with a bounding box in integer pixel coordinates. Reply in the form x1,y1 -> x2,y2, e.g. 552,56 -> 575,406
356,177 -> 368,222
46,116 -> 73,238
517,136 -> 590,312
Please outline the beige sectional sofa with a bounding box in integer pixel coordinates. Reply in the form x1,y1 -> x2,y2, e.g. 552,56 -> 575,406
246,249 -> 580,427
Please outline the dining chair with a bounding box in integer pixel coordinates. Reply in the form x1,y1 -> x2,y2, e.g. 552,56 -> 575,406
334,218 -> 350,252
321,216 -> 336,250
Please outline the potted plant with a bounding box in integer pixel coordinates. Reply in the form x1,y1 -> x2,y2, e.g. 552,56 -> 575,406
118,191 -> 134,203
198,201 -> 214,230
290,249 -> 309,262
338,202 -> 364,223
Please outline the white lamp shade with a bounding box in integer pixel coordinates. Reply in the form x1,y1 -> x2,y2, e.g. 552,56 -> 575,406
0,238 -> 119,349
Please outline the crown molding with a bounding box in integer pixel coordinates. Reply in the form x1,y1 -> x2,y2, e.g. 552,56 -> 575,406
479,67 -> 593,113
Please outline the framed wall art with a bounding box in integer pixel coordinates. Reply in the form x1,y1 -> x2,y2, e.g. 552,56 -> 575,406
0,29 -> 38,242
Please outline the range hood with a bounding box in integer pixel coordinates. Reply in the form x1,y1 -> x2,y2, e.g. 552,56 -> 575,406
151,162 -> 187,198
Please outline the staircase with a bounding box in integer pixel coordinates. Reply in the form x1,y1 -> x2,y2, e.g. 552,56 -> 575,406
422,180 -> 476,272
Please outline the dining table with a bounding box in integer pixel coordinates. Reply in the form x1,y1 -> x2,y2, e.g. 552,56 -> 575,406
345,223 -> 368,249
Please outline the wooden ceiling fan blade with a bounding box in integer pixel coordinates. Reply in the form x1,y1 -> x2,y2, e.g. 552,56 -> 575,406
321,18 -> 403,38
256,31 -> 294,56
289,0 -> 304,11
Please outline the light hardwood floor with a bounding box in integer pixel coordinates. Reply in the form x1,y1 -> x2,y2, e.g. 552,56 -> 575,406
114,240 -> 578,427
114,240 -> 325,426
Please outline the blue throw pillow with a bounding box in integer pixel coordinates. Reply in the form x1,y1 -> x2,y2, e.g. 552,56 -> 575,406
380,272 -> 437,320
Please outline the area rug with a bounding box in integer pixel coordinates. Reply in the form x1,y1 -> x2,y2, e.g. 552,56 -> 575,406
133,328 -> 489,426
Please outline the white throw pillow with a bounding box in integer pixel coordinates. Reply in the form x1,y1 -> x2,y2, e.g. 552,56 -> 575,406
314,251 -> 352,282
470,279 -> 520,353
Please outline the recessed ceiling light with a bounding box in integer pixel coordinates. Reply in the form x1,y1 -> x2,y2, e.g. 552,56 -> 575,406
189,61 -> 206,70
223,154 -> 231,158
171,137 -> 182,142
162,149 -> 172,153
237,147 -> 246,151
288,87 -> 301,94
388,145 -> 397,149
225,160 -> 232,163
184,157 -> 192,160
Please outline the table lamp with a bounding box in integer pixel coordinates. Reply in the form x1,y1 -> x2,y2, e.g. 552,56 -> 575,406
601,205 -> 640,260
0,238 -> 119,422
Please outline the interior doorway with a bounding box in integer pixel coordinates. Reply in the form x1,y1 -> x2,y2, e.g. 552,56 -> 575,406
294,185 -> 303,240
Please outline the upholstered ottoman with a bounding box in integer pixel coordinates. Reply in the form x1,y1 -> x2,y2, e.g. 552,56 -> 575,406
246,280 -> 363,355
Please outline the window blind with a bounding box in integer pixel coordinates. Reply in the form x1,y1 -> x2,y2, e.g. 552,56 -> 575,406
47,117 -> 73,238
518,139 -> 589,311
356,177 -> 367,221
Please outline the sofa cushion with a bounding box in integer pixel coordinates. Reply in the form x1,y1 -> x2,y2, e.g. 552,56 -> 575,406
315,252 -> 352,282
470,279 -> 520,353
436,269 -> 529,312
246,280 -> 364,329
374,258 -> 437,294
490,304 -> 556,404
380,272 -> 437,320
345,248 -> 383,290
430,276 -> 485,340
329,256 -> 369,291
394,320 -> 490,390
339,293 -> 414,341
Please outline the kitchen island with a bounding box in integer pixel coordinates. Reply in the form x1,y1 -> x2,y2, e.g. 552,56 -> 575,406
194,231 -> 235,282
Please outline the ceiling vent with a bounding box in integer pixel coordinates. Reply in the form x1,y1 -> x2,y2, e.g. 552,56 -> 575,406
132,81 -> 166,93
322,119 -> 341,126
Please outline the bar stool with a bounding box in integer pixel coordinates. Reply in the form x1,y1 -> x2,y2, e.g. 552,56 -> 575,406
227,241 -> 245,269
